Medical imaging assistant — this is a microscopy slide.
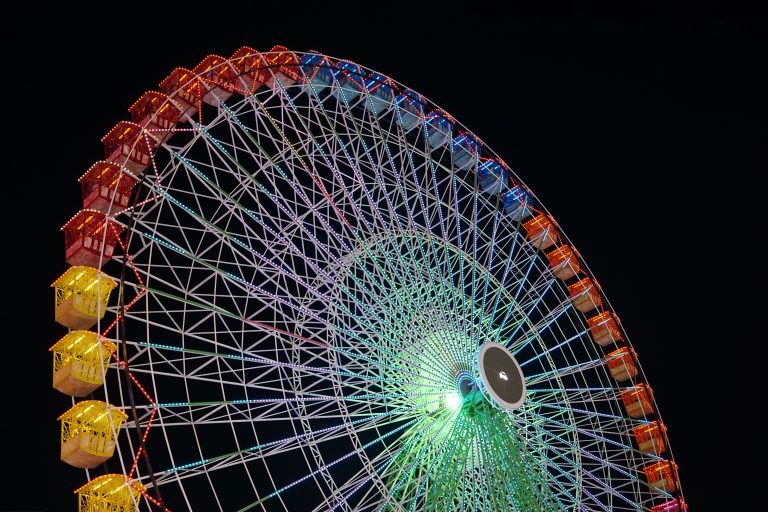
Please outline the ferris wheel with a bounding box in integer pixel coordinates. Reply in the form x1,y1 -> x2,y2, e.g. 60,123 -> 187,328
49,46 -> 686,511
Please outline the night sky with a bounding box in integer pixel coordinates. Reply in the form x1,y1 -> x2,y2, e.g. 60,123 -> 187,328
3,5 -> 760,510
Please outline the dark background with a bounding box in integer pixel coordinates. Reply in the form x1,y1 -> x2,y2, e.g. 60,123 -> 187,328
3,4 -> 761,510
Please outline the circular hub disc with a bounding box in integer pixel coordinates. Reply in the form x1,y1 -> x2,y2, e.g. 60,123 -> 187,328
478,342 -> 526,410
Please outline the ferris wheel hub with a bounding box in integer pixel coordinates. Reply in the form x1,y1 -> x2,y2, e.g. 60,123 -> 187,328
477,342 -> 526,410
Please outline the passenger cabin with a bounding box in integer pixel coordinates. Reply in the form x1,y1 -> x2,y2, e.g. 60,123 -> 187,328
80,161 -> 137,213
395,89 -> 425,131
52,266 -> 116,330
300,51 -> 334,91
546,245 -> 580,280
605,347 -> 638,382
587,311 -> 622,346
263,45 -> 300,90
331,60 -> 366,103
501,186 -> 532,221
364,72 -> 396,115
644,460 -> 678,493
128,91 -> 182,143
229,46 -> 269,93
651,499 -> 687,512
523,214 -> 558,250
159,67 -> 203,117
632,421 -> 667,455
192,55 -> 235,105
425,110 -> 452,148
59,400 -> 127,468
62,209 -> 123,267
76,474 -> 145,512
568,277 -> 602,313
476,160 -> 508,194
621,384 -> 654,419
452,133 -> 480,170
102,121 -> 153,174
51,331 -> 115,397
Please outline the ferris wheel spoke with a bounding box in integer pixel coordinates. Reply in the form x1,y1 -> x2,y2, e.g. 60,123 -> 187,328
524,356 -> 606,386
474,430 -> 518,510
187,110 -> 364,271
378,413 -> 462,510
152,398 -> 434,488
475,209 -> 505,330
124,338 -> 449,391
514,407 -> 643,470
432,425 -> 480,510
132,174 -> 399,343
275,88 -> 465,346
523,399 -> 633,430
404,417 -> 471,511
201,103 -> 472,376
126,223 -> 453,386
331,100 -> 472,341
185,116 -> 355,252
338,428 -> 427,510
123,317 -> 439,392
485,414 -> 565,510
483,239 -> 536,331
499,417 -> 618,511
527,386 -> 620,399
324,106 -> 473,364
494,249 -> 551,340
491,421 -> 581,508
319,465 -> 377,512
124,344 -> 449,401
509,298 -> 579,355
300,95 -> 455,303
237,92 -> 472,366
509,411 -> 645,510
515,328 -> 590,369
125,378 -> 442,426
466,171 -> 488,347
377,409 -> 464,510
228,416 -> 424,512
506,272 -> 563,331
438,163 -> 472,335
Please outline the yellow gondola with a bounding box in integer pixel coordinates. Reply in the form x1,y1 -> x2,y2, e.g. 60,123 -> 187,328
59,400 -> 127,468
51,331 -> 115,396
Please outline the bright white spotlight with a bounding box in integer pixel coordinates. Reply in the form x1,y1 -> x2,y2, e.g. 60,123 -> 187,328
445,392 -> 462,411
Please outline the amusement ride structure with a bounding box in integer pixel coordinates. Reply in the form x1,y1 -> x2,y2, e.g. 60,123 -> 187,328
49,46 -> 685,511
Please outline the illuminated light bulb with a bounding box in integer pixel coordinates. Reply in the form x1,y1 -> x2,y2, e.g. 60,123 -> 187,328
499,371 -> 508,381
445,393 -> 462,411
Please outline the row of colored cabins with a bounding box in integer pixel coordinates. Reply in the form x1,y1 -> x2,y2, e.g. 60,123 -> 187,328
51,56 -> 145,508
524,221 -> 682,508
507,154 -> 682,506
517,197 -> 682,505
50,45 -> 683,510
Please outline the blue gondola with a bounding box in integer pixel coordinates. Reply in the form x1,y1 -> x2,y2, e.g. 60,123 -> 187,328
501,185 -> 532,220
452,133 -> 480,170
476,160 -> 508,194
395,89 -> 424,131
364,72 -> 396,115
300,52 -> 334,91
331,61 -> 365,103
425,110 -> 452,148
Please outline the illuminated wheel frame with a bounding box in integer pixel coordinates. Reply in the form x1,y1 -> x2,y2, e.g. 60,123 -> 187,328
64,47 -> 685,511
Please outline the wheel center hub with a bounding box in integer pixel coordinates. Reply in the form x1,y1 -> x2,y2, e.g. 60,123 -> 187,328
478,342 -> 526,410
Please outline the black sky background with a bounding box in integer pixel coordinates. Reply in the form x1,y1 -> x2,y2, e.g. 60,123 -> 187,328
3,4 -> 762,510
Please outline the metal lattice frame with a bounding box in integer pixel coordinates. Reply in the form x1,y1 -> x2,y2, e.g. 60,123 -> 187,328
68,49 -> 685,511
